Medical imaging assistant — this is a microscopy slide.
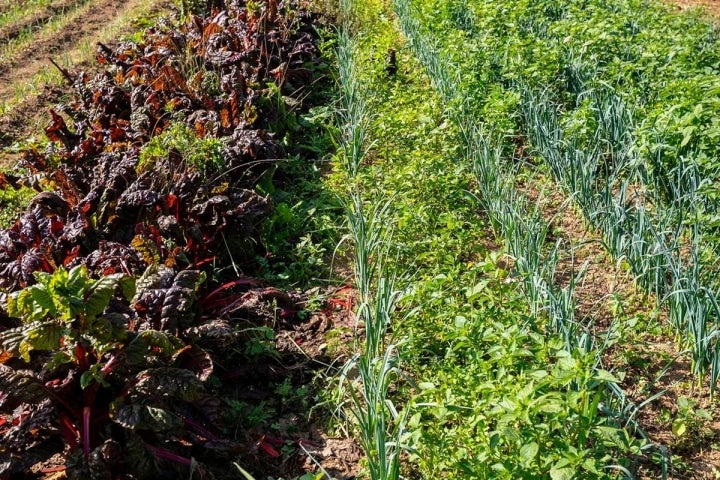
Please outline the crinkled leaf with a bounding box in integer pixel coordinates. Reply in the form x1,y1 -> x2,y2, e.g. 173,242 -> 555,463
23,320 -> 63,359
124,330 -> 183,367
0,322 -> 31,356
112,404 -> 181,432
88,316 -> 115,345
132,367 -> 204,402
5,290 -> 25,319
1,320 -> 63,362
122,430 -> 159,477
172,345 -> 213,381
134,265 -> 161,300
85,274 -> 125,318
550,466 -> 575,480
173,270 -> 203,290
66,265 -> 89,293
87,440 -> 117,480
519,442 -> 539,465
159,271 -> 203,333
46,350 -> 73,372
119,275 -> 136,301
8,287 -> 56,321
0,364 -> 48,411
131,235 -> 161,265
191,394 -> 226,428
28,286 -> 57,319
160,286 -> 194,333
32,270 -> 54,289
184,318 -> 236,349
1,400 -> 58,454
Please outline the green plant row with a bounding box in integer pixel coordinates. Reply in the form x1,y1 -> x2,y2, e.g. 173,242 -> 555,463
330,0 -> 661,477
334,1 -> 406,478
390,0 -> 720,391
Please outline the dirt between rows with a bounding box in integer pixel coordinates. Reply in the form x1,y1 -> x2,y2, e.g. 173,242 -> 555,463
668,0 -> 720,16
0,0 -> 125,82
0,0 -> 90,45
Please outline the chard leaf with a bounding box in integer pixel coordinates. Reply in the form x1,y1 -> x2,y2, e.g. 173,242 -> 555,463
131,235 -> 161,265
519,442 -> 539,465
85,273 -> 127,318
0,364 -> 48,411
160,271 -> 201,333
0,323 -> 29,356
172,345 -> 214,381
28,286 -> 57,319
123,430 -> 159,477
125,330 -> 183,367
119,275 -> 136,301
112,404 -> 181,432
66,265 -> 88,292
80,364 -> 106,390
132,367 -> 204,402
24,321 -> 63,353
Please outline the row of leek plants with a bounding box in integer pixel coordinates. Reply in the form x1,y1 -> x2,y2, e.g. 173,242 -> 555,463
392,0 -> 669,475
518,82 -> 720,390
334,2 -> 407,478
394,0 -> 594,385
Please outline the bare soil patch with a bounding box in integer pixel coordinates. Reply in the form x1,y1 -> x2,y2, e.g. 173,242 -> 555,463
667,0 -> 720,17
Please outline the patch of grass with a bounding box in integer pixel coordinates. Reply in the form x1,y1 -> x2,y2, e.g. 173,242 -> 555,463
0,184 -> 37,227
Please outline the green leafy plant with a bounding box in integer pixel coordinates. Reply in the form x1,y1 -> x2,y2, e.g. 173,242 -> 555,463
0,266 -> 219,477
138,121 -> 224,175
668,396 -> 713,449
5,265 -> 136,384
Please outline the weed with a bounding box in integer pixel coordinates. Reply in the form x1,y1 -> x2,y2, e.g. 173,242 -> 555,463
138,121 -> 224,174
0,184 -> 37,227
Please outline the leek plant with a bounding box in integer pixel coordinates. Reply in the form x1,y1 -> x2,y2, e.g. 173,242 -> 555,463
392,0 -> 458,102
336,28 -> 372,179
519,77 -> 720,391
334,5 -> 408,479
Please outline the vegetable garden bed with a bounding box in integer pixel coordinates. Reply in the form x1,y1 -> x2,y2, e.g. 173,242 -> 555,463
0,1 -> 352,478
5,0 -> 720,478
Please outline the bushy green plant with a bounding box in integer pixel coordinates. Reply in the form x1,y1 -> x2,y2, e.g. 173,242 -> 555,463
5,265 -> 135,380
0,265 -> 219,477
138,121 -> 224,175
